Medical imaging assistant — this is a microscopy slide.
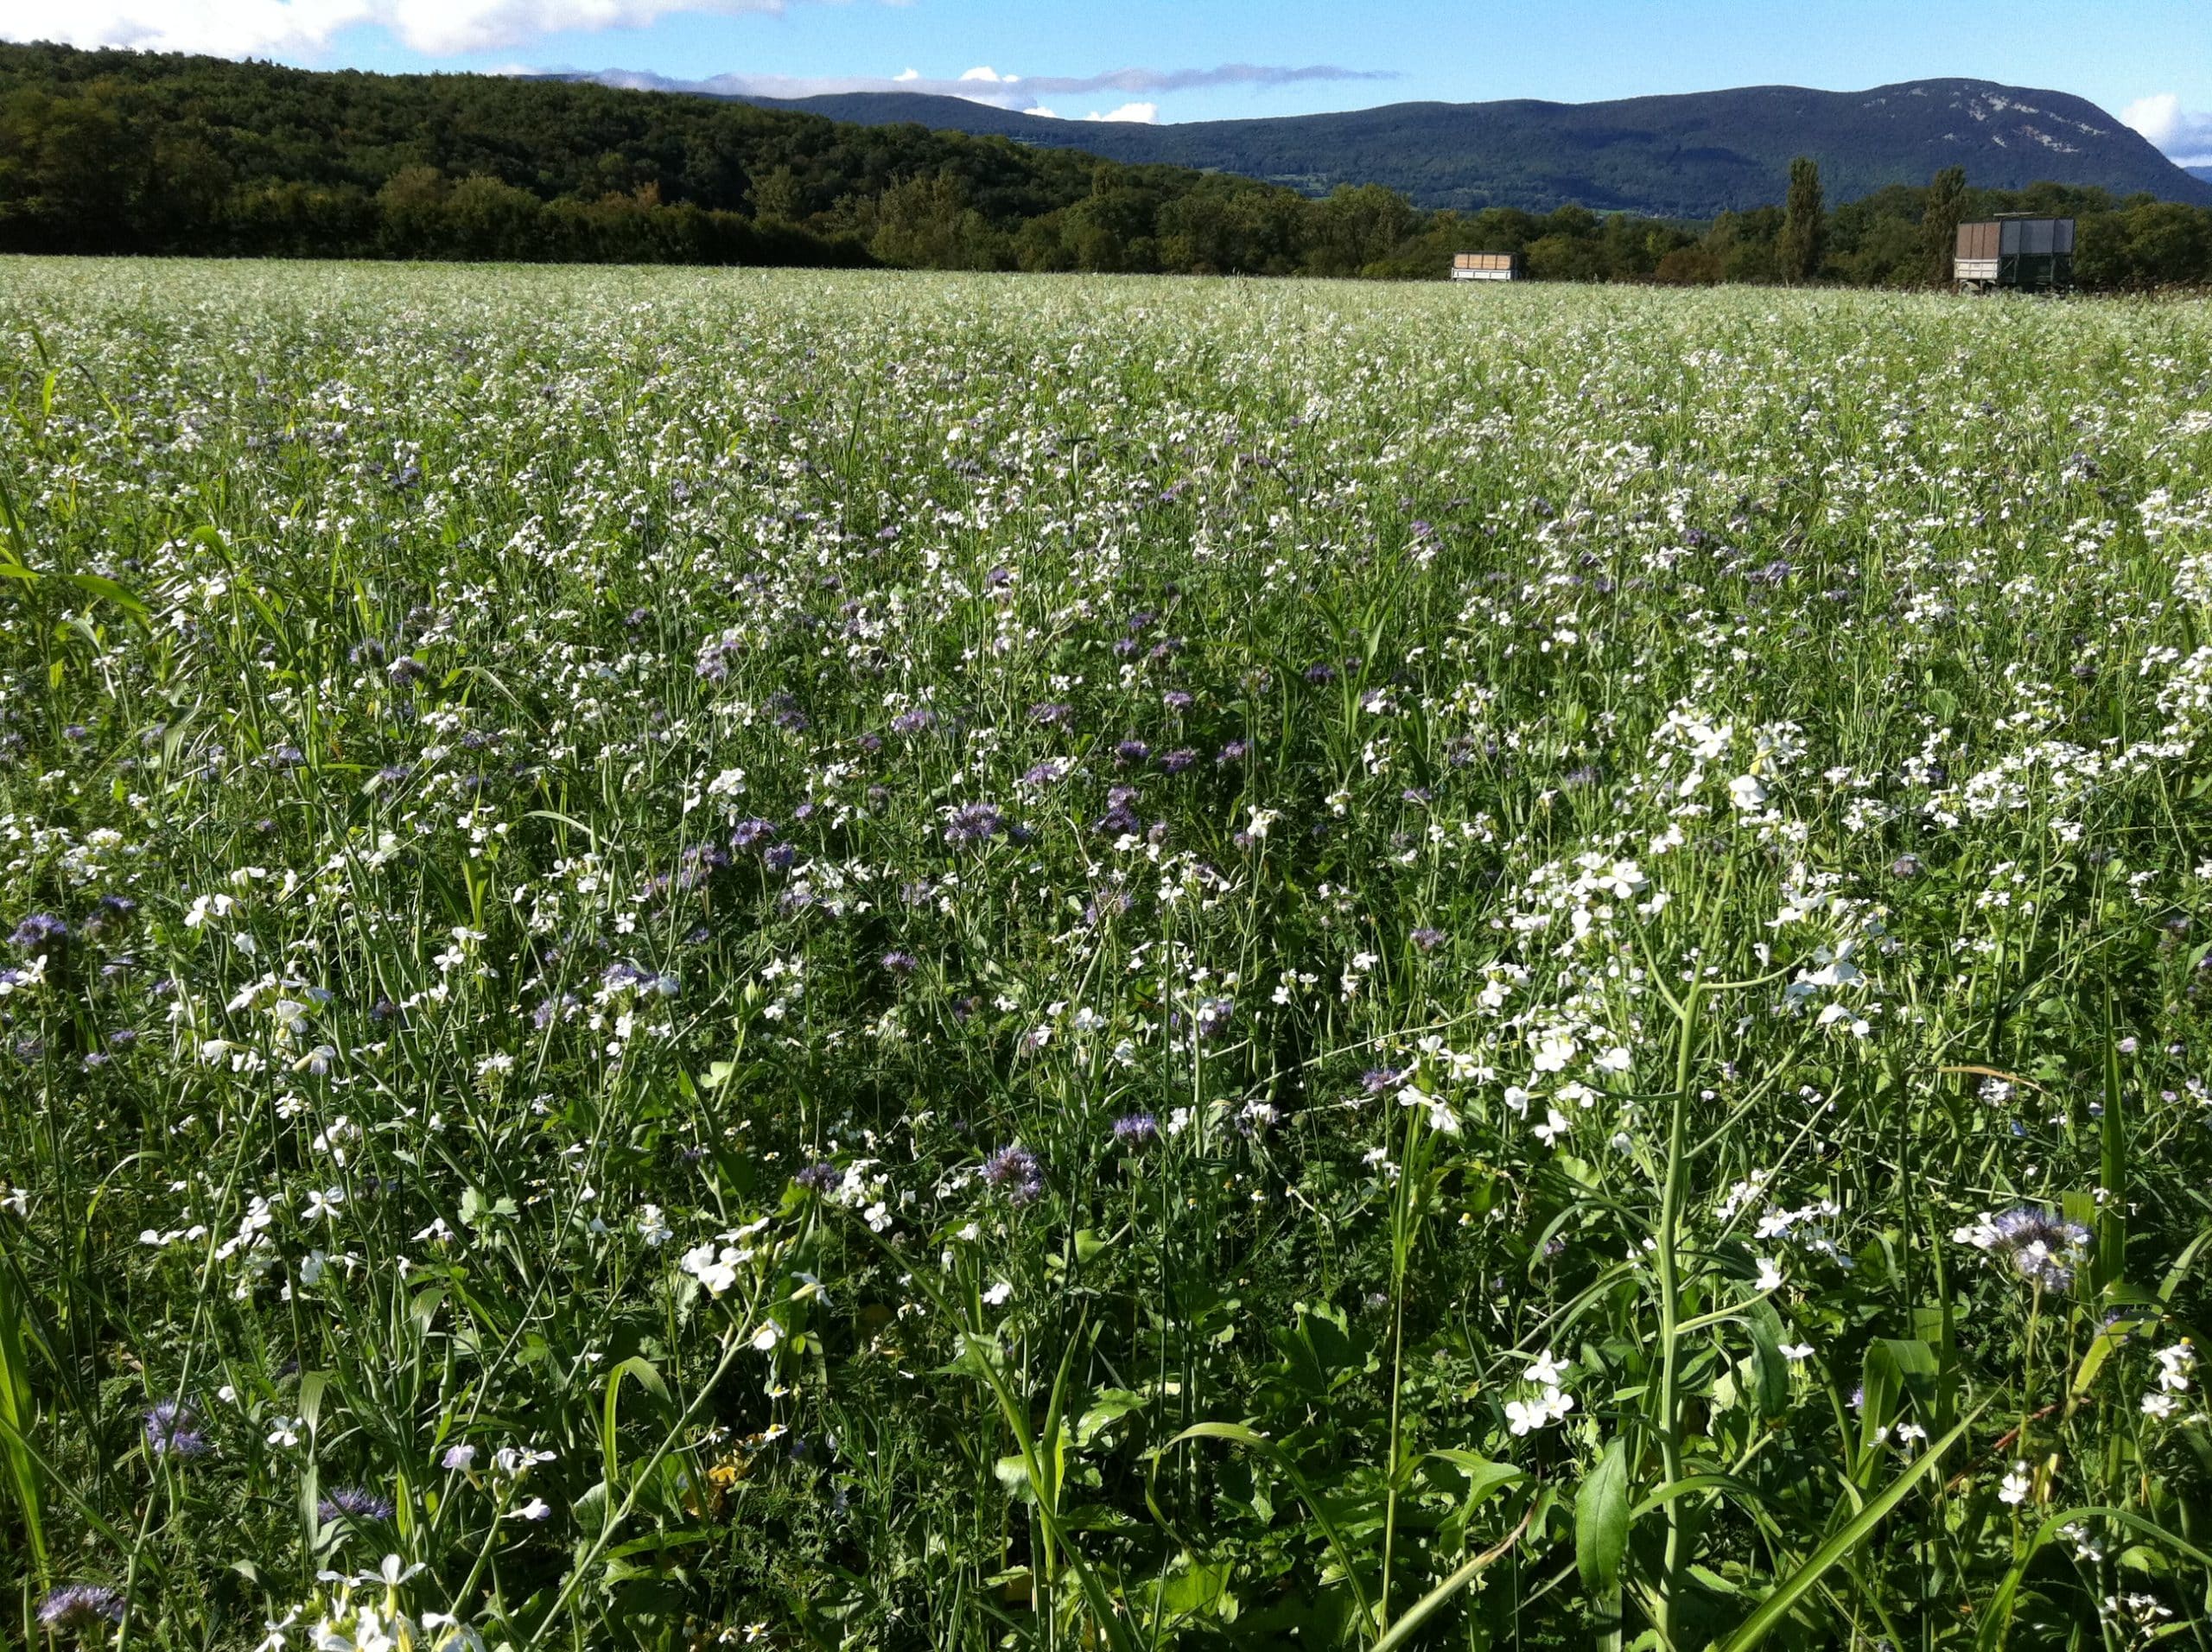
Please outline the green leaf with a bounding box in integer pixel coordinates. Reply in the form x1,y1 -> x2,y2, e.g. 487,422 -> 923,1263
600,1356 -> 667,1487
1717,1412 -> 1974,1652
1575,1438 -> 1630,1593
60,572 -> 149,622
0,1244 -> 47,1581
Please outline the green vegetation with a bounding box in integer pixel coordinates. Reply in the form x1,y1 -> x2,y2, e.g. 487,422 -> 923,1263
2,259 -> 2211,1647
730,78 -> 2212,218
7,45 -> 2212,285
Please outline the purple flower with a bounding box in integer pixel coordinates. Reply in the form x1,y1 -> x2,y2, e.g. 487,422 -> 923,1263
981,1145 -> 1045,1204
795,1161 -> 841,1192
37,1585 -> 125,1635
730,817 -> 778,852
1985,1207 -> 2091,1292
1890,855 -> 1923,879
1020,759 -> 1071,788
1195,998 -> 1236,1041
1217,740 -> 1250,766
1113,739 -> 1151,766
1159,748 -> 1198,775
944,803 -> 1005,847
763,843 -> 797,874
1092,786 -> 1143,837
890,708 -> 937,735
318,1486 -> 395,1523
143,1399 -> 212,1459
10,913 -> 67,951
1303,662 -> 1338,684
1410,927 -> 1447,953
1029,702 -> 1075,727
1162,690 -> 1194,712
1361,1067 -> 1403,1095
881,950 -> 920,976
1111,1113 -> 1159,1147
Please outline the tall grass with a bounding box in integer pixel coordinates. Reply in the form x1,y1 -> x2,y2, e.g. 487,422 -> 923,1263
0,257 -> 2207,1649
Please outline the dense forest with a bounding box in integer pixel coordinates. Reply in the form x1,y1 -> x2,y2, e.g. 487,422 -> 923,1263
3,41 -> 2212,285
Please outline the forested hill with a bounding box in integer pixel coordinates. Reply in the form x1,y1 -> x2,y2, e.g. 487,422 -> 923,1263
687,79 -> 2212,217
3,42 -> 2210,287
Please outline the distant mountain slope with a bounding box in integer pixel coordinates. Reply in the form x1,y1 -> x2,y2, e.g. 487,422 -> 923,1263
676,78 -> 2211,217
2190,165 -> 2212,185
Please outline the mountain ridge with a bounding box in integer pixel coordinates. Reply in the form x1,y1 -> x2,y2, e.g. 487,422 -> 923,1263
564,73 -> 2211,218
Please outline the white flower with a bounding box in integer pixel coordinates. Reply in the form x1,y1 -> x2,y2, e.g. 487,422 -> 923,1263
1778,1342 -> 1815,1363
681,1243 -> 738,1296
1504,1386 -> 1575,1436
751,1321 -> 784,1351
513,1496 -> 552,1521
1526,1348 -> 1567,1387
266,1415 -> 302,1448
302,1187 -> 345,1223
1532,1108 -> 1571,1147
1728,772 -> 1769,811
2141,1391 -> 2179,1420
1754,1257 -> 1785,1293
635,1205 -> 671,1247
982,1280 -> 1014,1306
2152,1341 -> 2196,1393
1998,1461 -> 2032,1505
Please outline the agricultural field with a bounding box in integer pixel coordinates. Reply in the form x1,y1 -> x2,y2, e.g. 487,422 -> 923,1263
2,258 -> 2211,1650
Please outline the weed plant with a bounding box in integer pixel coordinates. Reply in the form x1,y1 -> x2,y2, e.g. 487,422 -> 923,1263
0,259 -> 2209,1648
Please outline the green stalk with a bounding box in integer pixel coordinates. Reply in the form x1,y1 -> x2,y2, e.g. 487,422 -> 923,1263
1650,976 -> 1703,1649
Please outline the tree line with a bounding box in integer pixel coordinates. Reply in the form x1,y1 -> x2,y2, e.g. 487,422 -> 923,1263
3,42 -> 2210,287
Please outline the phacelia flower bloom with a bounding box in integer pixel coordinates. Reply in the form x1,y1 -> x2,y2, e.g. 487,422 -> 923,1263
1955,1206 -> 2091,1293
1410,927 -> 1447,952
1159,748 -> 1198,774
1028,702 -> 1074,727
943,803 -> 1005,846
143,1398 -> 212,1458
37,1585 -> 125,1635
880,951 -> 919,975
10,913 -> 67,951
1361,1067 -> 1404,1095
794,1162 -> 841,1192
890,708 -> 936,735
1113,739 -> 1150,766
1216,740 -> 1250,765
729,817 -> 777,852
1891,855 -> 1923,879
1162,690 -> 1194,711
1111,1112 -> 1159,1146
981,1145 -> 1045,1204
319,1486 -> 396,1524
1195,999 -> 1236,1041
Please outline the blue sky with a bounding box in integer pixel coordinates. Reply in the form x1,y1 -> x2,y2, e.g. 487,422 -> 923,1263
10,0 -> 2211,159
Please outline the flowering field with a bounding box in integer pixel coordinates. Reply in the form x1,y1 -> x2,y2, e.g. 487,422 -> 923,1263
2,259 -> 2210,1650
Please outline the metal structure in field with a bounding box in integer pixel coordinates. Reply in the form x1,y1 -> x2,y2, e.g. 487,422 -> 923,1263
1451,251 -> 1524,282
1955,216 -> 2075,292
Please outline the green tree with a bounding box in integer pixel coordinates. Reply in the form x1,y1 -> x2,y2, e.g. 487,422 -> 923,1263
1919,165 -> 1967,286
1777,156 -> 1826,284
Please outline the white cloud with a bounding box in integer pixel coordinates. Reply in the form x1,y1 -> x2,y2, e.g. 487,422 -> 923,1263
957,65 -> 1003,83
891,66 -> 917,81
1083,101 -> 1156,123
2,0 -> 788,57
2121,92 -> 2212,164
1021,104 -> 1058,119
